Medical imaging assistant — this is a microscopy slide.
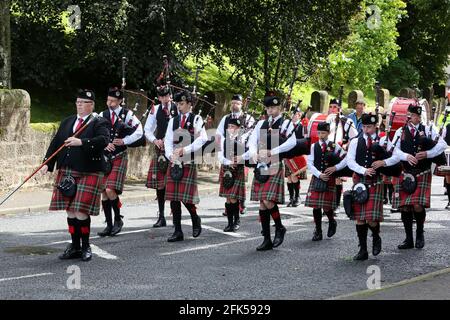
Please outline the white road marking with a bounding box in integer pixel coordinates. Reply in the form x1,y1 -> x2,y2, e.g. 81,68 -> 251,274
0,273 -> 54,283
181,221 -> 245,238
159,229 -> 304,256
19,232 -> 67,237
42,241 -> 119,260
90,244 -> 118,260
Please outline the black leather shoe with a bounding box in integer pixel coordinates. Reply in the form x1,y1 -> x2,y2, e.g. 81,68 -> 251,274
223,224 -> 234,232
390,208 -> 400,213
372,235 -> 382,256
81,246 -> 92,262
97,226 -> 112,237
256,238 -> 273,251
167,231 -> 184,242
312,229 -> 323,241
398,239 -> 414,249
415,231 -> 425,249
59,244 -> 82,260
445,202 -> 450,210
383,198 -> 388,205
353,248 -> 369,261
222,211 -> 227,216
272,226 -> 286,248
192,216 -> 202,238
110,219 -> 124,236
327,220 -> 337,238
286,199 -> 293,207
153,216 -> 167,228
292,198 -> 300,207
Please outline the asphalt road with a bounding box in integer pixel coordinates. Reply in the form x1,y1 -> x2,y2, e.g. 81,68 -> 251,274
1,179 -> 450,300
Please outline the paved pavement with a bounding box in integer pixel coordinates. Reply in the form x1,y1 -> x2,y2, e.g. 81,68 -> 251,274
0,172 -> 450,300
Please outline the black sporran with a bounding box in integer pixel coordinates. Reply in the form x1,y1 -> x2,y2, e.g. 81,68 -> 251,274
401,173 -> 417,194
222,167 -> 235,189
352,183 -> 369,204
57,176 -> 77,198
157,155 -> 169,173
254,164 -> 270,184
170,161 -> 184,182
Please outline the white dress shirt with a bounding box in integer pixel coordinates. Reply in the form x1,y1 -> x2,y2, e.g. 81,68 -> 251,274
307,139 -> 347,178
164,112 -> 208,160
216,111 -> 256,141
73,114 -> 90,133
392,124 -> 447,161
144,103 -> 174,143
247,115 -> 297,159
218,135 -> 251,166
99,106 -> 144,145
347,133 -> 399,175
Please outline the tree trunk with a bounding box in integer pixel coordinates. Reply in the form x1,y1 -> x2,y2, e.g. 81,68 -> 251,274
0,0 -> 11,89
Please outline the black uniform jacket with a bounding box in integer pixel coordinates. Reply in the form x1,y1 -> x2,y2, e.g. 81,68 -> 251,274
44,114 -> 109,173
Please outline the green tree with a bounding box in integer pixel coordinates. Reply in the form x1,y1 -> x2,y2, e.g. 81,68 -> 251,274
395,0 -> 450,88
313,0 -> 406,95
10,0 -> 362,96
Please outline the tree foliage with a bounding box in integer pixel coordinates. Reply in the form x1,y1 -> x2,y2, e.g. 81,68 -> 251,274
312,0 -> 406,95
10,0 -> 361,96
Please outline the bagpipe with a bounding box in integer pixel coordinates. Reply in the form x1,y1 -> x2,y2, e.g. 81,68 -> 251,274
418,106 -> 449,166
369,109 -> 403,177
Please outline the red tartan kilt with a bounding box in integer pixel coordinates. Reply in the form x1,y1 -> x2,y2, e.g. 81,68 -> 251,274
250,166 -> 285,204
146,147 -> 167,189
392,171 -> 432,208
304,176 -> 336,211
165,164 -> 199,204
352,174 -> 384,222
102,153 -> 128,194
49,167 -> 104,216
219,165 -> 246,201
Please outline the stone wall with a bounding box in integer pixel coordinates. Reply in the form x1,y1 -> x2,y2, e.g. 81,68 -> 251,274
0,89 -> 154,191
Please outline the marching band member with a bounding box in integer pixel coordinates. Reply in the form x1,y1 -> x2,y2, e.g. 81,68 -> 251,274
144,85 -> 178,228
164,90 -> 208,242
98,87 -> 143,237
392,104 -> 447,250
327,98 -> 357,214
436,105 -> 450,209
247,91 -> 297,251
280,108 -> 306,207
347,113 -> 400,260
218,118 -> 250,232
216,94 -> 255,217
40,90 -> 109,261
304,122 -> 347,241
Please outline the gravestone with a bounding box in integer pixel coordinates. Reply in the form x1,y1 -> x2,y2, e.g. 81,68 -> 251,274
310,91 -> 328,113
348,90 -> 364,110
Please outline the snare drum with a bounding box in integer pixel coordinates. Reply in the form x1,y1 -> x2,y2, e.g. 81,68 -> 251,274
435,147 -> 450,176
386,97 -> 429,140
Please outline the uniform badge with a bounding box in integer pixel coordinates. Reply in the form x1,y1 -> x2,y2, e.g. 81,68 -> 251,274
371,116 -> 376,123
86,92 -> 92,97
116,91 -> 121,97
273,99 -> 278,105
